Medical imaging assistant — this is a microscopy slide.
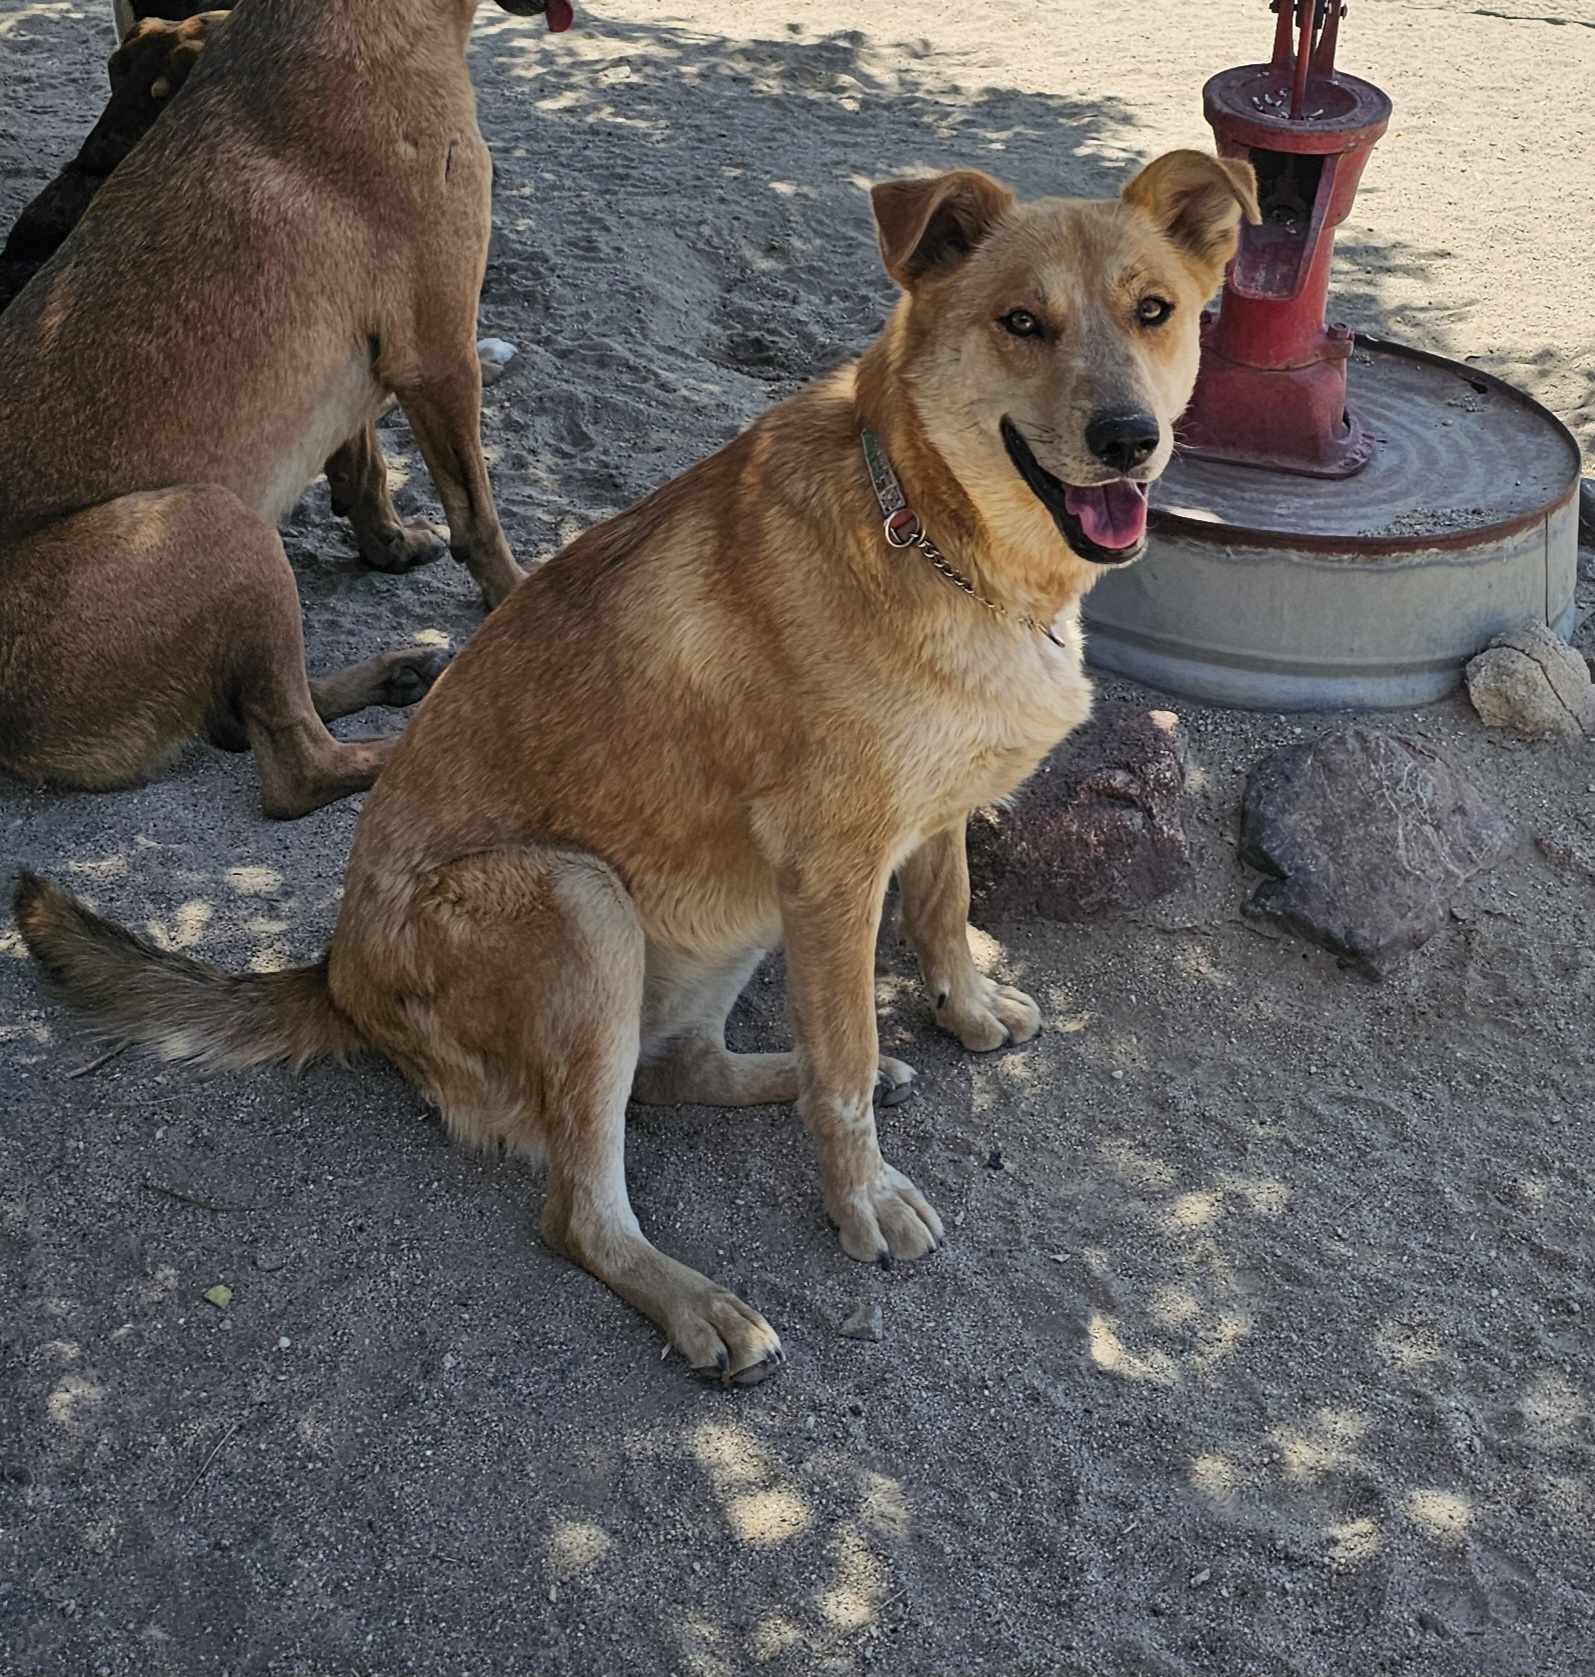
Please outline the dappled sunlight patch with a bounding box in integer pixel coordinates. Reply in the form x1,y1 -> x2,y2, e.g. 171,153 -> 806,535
0,3 -> 75,39
0,1021 -> 51,1045
47,1373 -> 103,1432
548,1516 -> 612,1578
1270,1408 -> 1372,1483
1169,1189 -> 1222,1230
748,1614 -> 803,1662
413,627 -> 452,649
1095,1140 -> 1175,1191
1190,1309 -> 1253,1374
1087,1312 -> 1178,1387
40,1340 -> 80,1365
817,1528 -> 887,1630
0,928 -> 30,961
858,1471 -> 909,1538
226,865 -> 282,897
1149,1284 -> 1201,1327
726,1488 -> 811,1547
691,1420 -> 771,1488
1519,1372 -> 1585,1445
1325,1515 -> 1381,1568
664,1607 -> 736,1677
65,855 -> 127,880
965,925 -> 1001,974
1405,1489 -> 1472,1544
145,899 -> 212,953
1215,1173 -> 1290,1216
1373,1316 -> 1446,1375
1190,1451 -> 1252,1503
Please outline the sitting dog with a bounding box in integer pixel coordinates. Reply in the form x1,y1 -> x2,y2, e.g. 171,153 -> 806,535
15,152 -> 1259,1380
0,0 -> 570,818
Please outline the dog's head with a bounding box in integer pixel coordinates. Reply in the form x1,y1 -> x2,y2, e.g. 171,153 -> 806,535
493,0 -> 574,27
871,151 -> 1258,569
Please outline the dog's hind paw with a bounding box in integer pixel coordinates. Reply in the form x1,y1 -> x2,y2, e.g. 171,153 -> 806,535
373,646 -> 451,709
356,519 -> 449,575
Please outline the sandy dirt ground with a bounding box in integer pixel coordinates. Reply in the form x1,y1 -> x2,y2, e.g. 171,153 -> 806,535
2,1 -> 1593,1673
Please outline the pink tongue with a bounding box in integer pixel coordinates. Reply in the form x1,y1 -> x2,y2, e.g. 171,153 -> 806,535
1063,481 -> 1147,550
545,0 -> 573,29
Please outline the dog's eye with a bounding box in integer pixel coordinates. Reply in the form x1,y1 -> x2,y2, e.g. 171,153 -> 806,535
998,309 -> 1042,339
1137,296 -> 1174,327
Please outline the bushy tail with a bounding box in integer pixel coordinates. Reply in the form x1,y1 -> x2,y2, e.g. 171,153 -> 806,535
12,872 -> 365,1073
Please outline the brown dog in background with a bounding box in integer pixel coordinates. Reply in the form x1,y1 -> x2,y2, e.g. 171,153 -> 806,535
0,0 -> 568,818
16,151 -> 1258,1380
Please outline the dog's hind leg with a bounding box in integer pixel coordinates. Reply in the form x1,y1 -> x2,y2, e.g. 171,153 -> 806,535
631,946 -> 915,1109
324,420 -> 449,576
0,486 -> 433,817
365,846 -> 783,1381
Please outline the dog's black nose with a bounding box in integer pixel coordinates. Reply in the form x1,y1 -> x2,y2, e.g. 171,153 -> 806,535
1085,411 -> 1160,473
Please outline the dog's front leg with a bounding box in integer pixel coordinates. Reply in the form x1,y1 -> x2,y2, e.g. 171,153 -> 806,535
897,822 -> 1042,1051
387,356 -> 524,610
780,865 -> 944,1266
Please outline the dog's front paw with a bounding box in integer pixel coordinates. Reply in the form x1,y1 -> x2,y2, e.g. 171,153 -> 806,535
936,976 -> 1041,1052
668,1287 -> 785,1388
831,1164 -> 944,1267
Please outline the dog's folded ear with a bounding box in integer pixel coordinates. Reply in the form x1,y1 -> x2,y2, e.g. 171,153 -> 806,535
870,170 -> 1016,290
1121,150 -> 1261,289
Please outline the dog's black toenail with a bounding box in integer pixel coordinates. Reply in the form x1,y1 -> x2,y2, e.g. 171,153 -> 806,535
877,1251 -> 893,1271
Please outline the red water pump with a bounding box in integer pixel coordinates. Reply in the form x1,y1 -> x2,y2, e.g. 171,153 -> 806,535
1180,0 -> 1391,477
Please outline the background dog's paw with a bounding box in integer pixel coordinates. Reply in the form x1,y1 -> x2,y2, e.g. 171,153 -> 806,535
936,977 -> 1041,1052
831,1164 -> 944,1266
874,1056 -> 916,1107
356,519 -> 448,574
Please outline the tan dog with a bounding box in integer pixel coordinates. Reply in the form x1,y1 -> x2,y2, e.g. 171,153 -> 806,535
0,0 -> 570,818
15,151 -> 1259,1380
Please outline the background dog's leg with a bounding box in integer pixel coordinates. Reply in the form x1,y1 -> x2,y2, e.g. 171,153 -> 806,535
897,823 -> 1042,1051
389,847 -> 783,1382
780,869 -> 945,1266
390,358 -> 525,610
631,946 -> 914,1107
324,420 -> 448,575
0,487 -> 428,818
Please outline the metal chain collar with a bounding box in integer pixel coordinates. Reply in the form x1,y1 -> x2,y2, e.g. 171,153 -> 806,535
858,428 -> 1065,648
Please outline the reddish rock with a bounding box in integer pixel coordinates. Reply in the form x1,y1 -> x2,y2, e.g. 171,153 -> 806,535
966,706 -> 1191,922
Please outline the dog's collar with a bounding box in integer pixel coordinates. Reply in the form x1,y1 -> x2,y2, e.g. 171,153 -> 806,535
858,428 -> 1065,649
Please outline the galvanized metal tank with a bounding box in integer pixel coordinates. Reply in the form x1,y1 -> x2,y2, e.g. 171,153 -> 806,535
1083,339 -> 1582,712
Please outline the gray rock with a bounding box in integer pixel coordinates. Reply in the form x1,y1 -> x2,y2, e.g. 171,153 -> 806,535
839,1300 -> 883,1342
1241,727 -> 1517,976
966,706 -> 1190,922
1465,621 -> 1594,740
476,337 -> 517,387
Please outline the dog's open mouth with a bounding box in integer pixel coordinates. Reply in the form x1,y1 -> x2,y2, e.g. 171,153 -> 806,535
1000,417 -> 1150,566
